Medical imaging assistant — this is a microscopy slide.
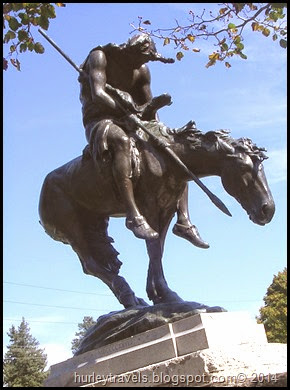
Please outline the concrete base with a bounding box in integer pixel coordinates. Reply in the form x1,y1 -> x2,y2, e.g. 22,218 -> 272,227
82,344 -> 287,387
44,312 -> 287,387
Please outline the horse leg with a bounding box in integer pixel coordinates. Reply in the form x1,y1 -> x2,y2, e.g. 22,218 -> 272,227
77,249 -> 148,308
69,215 -> 148,308
146,214 -> 184,305
39,179 -> 146,308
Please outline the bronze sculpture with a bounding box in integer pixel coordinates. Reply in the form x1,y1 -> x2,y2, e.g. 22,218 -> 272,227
38,34 -> 275,309
77,34 -> 209,247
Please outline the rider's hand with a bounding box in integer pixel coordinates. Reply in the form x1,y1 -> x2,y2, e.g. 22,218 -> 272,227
116,91 -> 141,114
123,113 -> 140,132
152,93 -> 172,108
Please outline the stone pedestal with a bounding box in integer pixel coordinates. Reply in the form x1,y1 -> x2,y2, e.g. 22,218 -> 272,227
44,312 -> 287,387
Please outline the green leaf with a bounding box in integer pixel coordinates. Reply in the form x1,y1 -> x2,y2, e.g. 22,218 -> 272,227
272,33 -> 278,41
34,42 -> 45,54
27,42 -> 35,51
38,15 -> 50,30
279,39 -> 287,48
228,23 -> 236,29
8,17 -> 21,32
269,11 -> 279,22
221,42 -> 229,51
236,42 -> 244,50
41,4 -> 56,19
20,43 -> 27,53
18,29 -> 29,42
239,52 -> 247,60
225,61 -> 231,68
11,3 -> 25,12
18,12 -> 30,25
271,3 -> 287,10
3,30 -> 16,43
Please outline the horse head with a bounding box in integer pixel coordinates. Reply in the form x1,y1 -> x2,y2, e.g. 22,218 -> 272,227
218,134 -> 275,225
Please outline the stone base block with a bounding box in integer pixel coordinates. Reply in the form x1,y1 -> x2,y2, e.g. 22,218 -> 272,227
83,344 -> 287,387
44,312 -> 285,387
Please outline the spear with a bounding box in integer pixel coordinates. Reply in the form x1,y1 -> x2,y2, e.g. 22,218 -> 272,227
38,28 -> 232,217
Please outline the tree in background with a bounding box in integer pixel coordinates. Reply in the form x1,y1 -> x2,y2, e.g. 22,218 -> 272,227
257,267 -> 287,343
3,317 -> 48,387
71,316 -> 97,355
3,2 -> 66,71
131,3 -> 287,68
3,3 -> 287,72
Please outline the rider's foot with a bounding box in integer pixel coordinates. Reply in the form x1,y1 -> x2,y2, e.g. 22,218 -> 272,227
126,215 -> 159,241
172,223 -> 209,249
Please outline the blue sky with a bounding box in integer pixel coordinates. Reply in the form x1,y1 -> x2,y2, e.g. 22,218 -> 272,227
3,3 -> 287,368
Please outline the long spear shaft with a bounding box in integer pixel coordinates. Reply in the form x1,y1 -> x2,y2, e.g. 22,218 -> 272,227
38,28 -> 232,217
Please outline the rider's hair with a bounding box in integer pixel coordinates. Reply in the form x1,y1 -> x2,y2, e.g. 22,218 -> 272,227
127,34 -> 157,53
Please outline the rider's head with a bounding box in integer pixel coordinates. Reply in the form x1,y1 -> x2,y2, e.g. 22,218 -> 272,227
125,34 -> 175,65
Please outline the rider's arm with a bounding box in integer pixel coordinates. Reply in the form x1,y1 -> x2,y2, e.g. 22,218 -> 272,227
87,49 -> 123,114
136,65 -> 172,121
134,65 -> 153,106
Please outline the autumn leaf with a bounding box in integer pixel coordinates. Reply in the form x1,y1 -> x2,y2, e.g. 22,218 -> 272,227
251,22 -> 260,31
163,37 -> 170,46
208,52 -> 220,61
186,34 -> 195,42
219,7 -> 228,15
279,39 -> 287,48
262,28 -> 271,37
3,58 -> 8,71
176,51 -> 184,61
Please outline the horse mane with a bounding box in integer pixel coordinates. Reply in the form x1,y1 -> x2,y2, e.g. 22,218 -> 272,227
174,127 -> 268,161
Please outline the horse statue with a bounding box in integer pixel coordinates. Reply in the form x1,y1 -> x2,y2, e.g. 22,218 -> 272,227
38,120 -> 275,308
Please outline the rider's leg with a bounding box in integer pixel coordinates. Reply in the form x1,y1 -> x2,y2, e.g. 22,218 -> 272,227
107,125 -> 158,240
173,184 -> 209,249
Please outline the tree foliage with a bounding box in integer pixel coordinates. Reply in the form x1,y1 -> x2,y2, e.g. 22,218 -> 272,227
3,2 -> 66,71
71,316 -> 97,355
257,267 -> 287,343
130,3 -> 287,68
3,317 -> 48,387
